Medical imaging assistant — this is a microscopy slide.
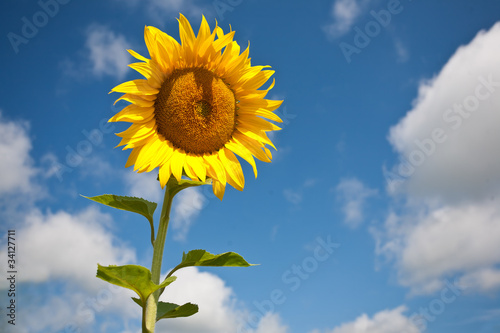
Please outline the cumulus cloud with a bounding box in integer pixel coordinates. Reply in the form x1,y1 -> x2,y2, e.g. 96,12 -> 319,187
0,112 -> 38,196
85,24 -> 132,79
0,196 -> 139,332
156,267 -> 289,333
13,286 -> 138,333
171,187 -> 207,241
387,22 -> 500,203
378,22 -> 500,295
374,201 -> 500,294
323,0 -> 370,39
335,178 -> 377,228
311,306 -> 420,333
458,268 -> 500,293
156,267 -> 241,332
0,113 -> 139,332
125,170 -> 163,203
0,206 -> 136,289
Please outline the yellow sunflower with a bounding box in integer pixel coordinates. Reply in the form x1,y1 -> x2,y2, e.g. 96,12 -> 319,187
110,14 -> 282,199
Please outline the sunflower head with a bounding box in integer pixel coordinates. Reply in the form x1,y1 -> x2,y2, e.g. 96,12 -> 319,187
109,14 -> 283,200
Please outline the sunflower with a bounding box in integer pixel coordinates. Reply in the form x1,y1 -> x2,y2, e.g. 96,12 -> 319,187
110,14 -> 282,199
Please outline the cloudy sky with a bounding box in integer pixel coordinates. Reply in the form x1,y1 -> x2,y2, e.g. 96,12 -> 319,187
1,0 -> 500,332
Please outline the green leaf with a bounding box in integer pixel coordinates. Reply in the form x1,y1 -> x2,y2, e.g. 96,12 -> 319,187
158,250 -> 254,297
96,264 -> 176,304
131,298 -> 198,321
168,250 -> 255,277
82,194 -> 157,244
156,302 -> 198,320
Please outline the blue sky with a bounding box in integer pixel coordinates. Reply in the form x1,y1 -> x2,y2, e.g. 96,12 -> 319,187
1,0 -> 500,332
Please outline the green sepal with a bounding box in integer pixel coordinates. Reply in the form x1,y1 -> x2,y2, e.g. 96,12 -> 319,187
82,194 -> 157,244
96,264 -> 176,305
132,298 -> 199,321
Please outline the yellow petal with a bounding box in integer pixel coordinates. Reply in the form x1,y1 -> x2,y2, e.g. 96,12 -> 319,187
225,139 -> 257,177
115,94 -> 155,107
116,122 -> 156,139
125,147 -> 141,168
235,127 -> 276,149
170,149 -> 186,182
128,62 -> 164,88
235,70 -> 275,92
127,49 -> 148,62
149,139 -> 175,171
109,105 -> 155,123
186,154 -> 207,182
204,154 -> 227,185
118,130 -> 156,149
183,161 -> 198,181
145,26 -> 161,63
212,178 -> 225,200
134,138 -> 161,171
212,30 -> 235,52
241,98 -> 283,112
111,79 -> 159,95
237,114 -> 282,132
158,162 -> 172,188
178,14 -> 195,47
239,78 -> 276,100
178,14 -> 195,63
233,133 -> 271,162
237,107 -> 283,123
219,148 -> 244,189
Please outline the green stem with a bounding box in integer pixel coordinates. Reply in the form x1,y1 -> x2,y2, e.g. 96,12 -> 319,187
143,177 -> 205,332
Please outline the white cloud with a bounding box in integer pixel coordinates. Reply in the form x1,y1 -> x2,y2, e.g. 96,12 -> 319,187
0,112 -> 46,226
156,267 -> 241,332
387,22 -> 500,203
0,191 -> 139,332
14,287 -> 138,333
85,24 -> 131,79
253,313 -> 289,333
312,306 -> 420,333
156,267 -> 289,333
458,268 -> 500,293
125,170 -> 163,203
335,178 -> 377,228
378,22 -> 500,295
0,112 -> 38,196
323,0 -> 368,39
0,114 -> 140,331
171,187 -> 207,241
0,206 -> 136,290
374,201 -> 500,294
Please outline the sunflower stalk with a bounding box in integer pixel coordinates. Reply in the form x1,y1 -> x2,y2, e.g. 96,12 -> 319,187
144,176 -> 203,332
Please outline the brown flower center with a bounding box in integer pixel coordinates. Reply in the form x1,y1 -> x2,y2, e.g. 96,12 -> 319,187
154,67 -> 236,154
